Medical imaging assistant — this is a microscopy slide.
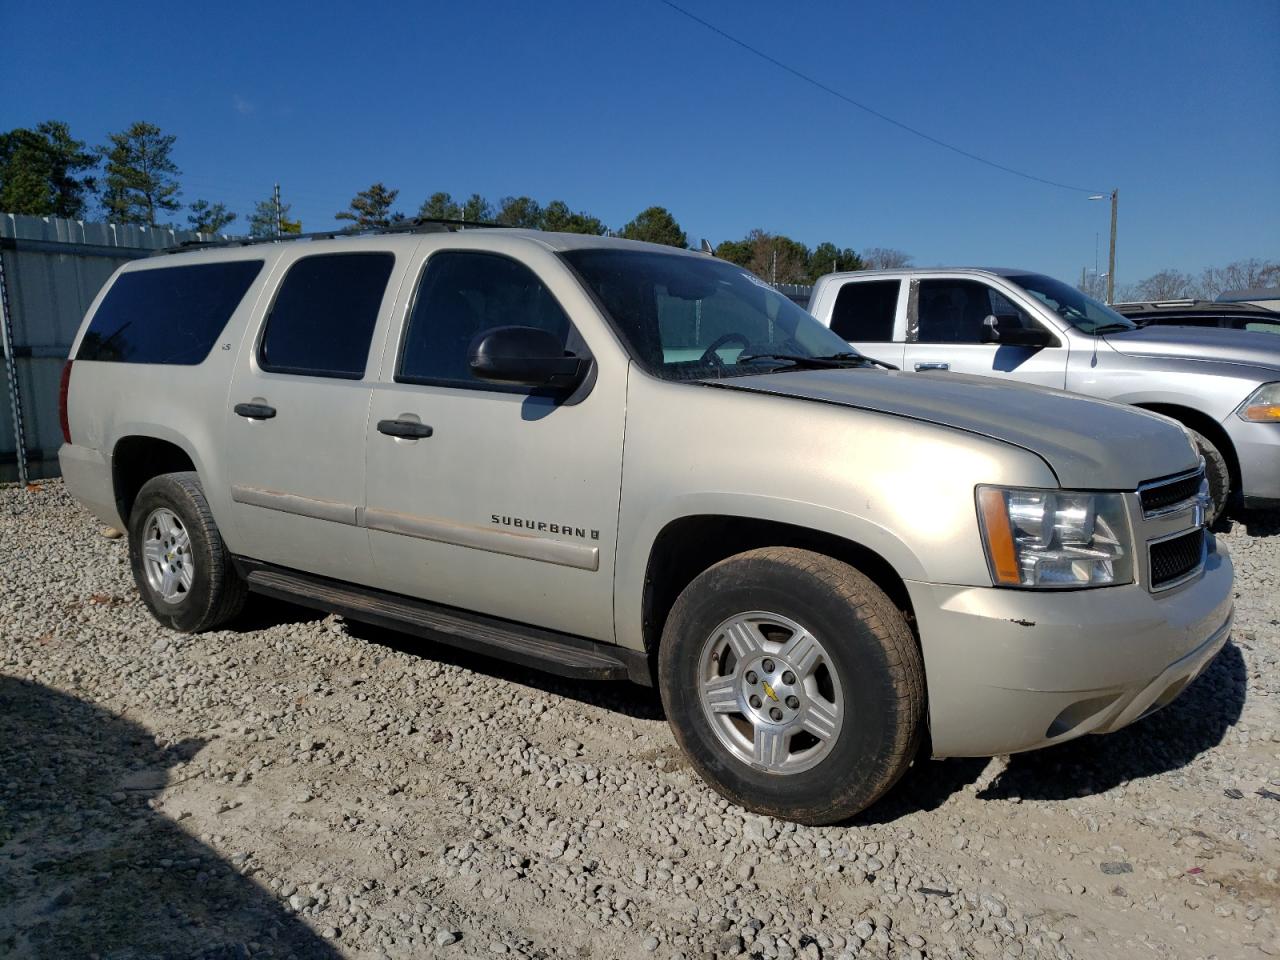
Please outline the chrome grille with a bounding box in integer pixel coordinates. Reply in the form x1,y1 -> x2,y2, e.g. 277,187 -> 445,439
1139,465 -> 1206,517
1148,528 -> 1207,589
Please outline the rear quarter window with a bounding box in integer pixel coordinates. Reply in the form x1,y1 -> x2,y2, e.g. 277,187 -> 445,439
830,280 -> 899,341
77,260 -> 264,364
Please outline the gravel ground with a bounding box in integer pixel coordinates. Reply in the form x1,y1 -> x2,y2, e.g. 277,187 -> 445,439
2,480 -> 1277,960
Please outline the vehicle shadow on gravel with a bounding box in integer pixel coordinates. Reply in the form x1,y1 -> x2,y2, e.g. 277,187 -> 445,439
977,641 -> 1247,803
854,755 -> 990,825
230,593 -> 331,632
0,675 -> 342,960
1219,508 -> 1280,539
343,619 -> 668,721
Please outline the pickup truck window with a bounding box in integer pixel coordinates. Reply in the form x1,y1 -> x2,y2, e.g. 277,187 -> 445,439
1007,273 -> 1137,335
830,280 -> 898,342
398,251 -> 574,389
259,252 -> 394,379
916,280 -> 1035,344
77,260 -> 263,364
562,249 -> 854,381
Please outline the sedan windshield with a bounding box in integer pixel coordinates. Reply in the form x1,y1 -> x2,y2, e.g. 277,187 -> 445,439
1006,273 -> 1138,335
561,248 -> 860,380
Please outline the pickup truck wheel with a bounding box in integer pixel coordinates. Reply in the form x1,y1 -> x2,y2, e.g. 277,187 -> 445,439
127,472 -> 247,633
1187,428 -> 1230,523
658,547 -> 924,825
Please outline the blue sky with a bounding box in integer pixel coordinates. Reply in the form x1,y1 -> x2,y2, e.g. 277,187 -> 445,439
3,0 -> 1277,286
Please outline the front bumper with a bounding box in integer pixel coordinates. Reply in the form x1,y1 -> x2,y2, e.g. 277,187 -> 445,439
1223,416 -> 1280,503
906,539 -> 1234,757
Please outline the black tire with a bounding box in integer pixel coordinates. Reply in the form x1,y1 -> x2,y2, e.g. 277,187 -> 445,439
127,471 -> 247,632
657,547 -> 924,825
1188,428 -> 1230,524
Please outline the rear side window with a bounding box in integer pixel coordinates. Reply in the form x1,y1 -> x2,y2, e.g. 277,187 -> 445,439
77,260 -> 263,364
829,280 -> 900,341
1244,319 -> 1280,334
259,252 -> 394,379
398,251 -> 573,389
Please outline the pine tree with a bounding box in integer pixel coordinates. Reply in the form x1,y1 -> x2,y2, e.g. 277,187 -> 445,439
99,121 -> 181,226
0,120 -> 97,218
336,182 -> 401,228
619,206 -> 687,248
187,199 -> 237,233
418,191 -> 462,220
249,193 -> 301,238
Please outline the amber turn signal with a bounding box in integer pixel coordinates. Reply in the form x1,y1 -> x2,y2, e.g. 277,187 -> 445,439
978,487 -> 1022,585
1241,404 -> 1280,422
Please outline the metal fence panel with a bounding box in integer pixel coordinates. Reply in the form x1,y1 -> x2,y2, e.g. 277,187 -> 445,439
771,282 -> 814,307
0,214 -> 216,482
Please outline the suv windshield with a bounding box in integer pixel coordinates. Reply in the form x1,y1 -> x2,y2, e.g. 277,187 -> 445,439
1005,273 -> 1138,335
562,248 -> 860,380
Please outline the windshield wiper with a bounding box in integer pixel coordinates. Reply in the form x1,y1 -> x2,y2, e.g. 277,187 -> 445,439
826,351 -> 899,370
1090,322 -> 1137,335
737,352 -> 899,371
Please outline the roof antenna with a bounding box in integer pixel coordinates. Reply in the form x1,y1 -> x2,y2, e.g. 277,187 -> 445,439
699,238 -> 714,255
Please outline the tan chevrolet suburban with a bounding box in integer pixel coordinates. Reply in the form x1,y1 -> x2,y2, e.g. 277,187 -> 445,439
58,224 -> 1234,824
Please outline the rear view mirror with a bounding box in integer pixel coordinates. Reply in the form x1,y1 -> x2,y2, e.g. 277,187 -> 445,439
469,326 -> 586,390
981,314 -> 1053,347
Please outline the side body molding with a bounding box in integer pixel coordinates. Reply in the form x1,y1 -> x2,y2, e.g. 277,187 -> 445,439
230,485 -> 599,571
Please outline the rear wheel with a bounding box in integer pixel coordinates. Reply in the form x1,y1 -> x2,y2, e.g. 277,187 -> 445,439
1188,428 -> 1230,523
658,547 -> 924,825
127,472 -> 247,632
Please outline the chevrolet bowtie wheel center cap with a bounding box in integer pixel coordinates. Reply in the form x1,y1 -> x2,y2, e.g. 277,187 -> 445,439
698,612 -> 845,776
743,658 -> 802,724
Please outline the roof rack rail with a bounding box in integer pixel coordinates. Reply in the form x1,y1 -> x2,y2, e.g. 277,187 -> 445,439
159,216 -> 508,255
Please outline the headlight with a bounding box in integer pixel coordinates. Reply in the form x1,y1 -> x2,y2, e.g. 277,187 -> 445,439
977,486 -> 1134,588
1237,382 -> 1280,422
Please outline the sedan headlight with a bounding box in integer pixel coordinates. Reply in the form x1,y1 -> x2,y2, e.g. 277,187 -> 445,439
977,486 -> 1133,588
1237,382 -> 1280,422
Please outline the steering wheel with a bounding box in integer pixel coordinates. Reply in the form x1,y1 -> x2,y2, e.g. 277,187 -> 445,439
699,332 -> 751,366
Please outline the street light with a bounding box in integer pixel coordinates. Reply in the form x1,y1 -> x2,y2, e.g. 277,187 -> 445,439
1088,190 -> 1119,304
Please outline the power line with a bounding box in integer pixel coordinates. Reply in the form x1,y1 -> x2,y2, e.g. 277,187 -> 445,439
655,0 -> 1104,195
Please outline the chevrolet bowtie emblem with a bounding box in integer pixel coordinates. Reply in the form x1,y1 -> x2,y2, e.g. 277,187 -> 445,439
762,681 -> 779,702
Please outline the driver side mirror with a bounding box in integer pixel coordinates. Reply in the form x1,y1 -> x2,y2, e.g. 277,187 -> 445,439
469,326 -> 586,390
981,314 -> 1053,347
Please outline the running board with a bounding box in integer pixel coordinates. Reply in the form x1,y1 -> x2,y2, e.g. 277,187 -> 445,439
236,560 -> 649,685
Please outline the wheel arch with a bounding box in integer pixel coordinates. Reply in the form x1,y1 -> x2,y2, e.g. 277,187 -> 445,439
111,433 -> 200,525
639,514 -> 919,665
1131,402 -> 1240,493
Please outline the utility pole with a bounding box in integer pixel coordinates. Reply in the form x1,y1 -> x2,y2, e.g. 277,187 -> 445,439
274,183 -> 283,239
1106,188 -> 1118,305
1088,189 -> 1120,303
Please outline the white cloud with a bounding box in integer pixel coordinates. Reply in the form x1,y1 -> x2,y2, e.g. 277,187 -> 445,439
233,94 -> 255,116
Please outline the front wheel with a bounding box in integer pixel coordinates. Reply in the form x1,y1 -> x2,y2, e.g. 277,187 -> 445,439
658,547 -> 924,825
1188,428 -> 1230,524
127,472 -> 247,632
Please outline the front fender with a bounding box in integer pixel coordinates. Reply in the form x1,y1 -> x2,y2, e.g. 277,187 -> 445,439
613,492 -> 930,654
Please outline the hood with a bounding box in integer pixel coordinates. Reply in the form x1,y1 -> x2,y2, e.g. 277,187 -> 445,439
1104,325 -> 1280,371
711,369 -> 1197,490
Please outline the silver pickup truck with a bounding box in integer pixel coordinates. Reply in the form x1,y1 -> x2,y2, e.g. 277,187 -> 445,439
808,267 -> 1280,520
59,227 -> 1233,824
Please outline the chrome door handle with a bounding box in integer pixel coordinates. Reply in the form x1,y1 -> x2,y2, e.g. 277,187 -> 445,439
377,419 -> 434,439
914,362 -> 950,372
